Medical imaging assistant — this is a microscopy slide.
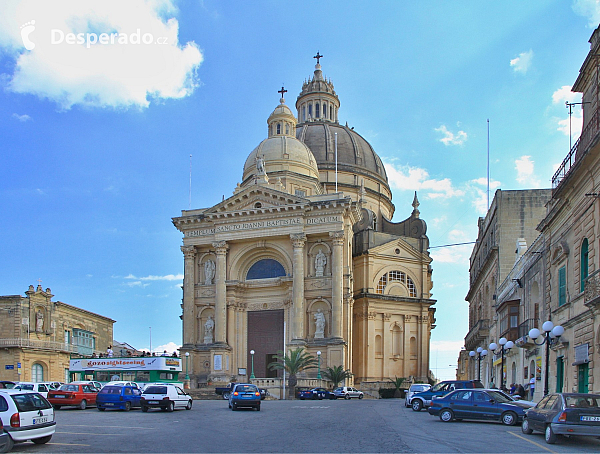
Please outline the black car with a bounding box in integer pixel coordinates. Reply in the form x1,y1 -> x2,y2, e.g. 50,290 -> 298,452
411,380 -> 484,411
428,389 -> 529,425
298,388 -> 335,400
522,393 -> 600,444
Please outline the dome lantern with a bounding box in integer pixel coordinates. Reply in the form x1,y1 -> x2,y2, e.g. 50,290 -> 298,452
296,52 -> 340,124
267,87 -> 297,138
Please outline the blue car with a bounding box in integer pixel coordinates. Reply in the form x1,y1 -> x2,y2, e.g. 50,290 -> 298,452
428,389 -> 529,425
96,385 -> 142,411
298,388 -> 336,400
228,383 -> 261,411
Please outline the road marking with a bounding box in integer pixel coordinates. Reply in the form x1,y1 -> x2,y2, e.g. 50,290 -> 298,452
291,405 -> 330,409
56,431 -> 127,436
49,442 -> 91,446
507,431 -> 557,453
61,424 -> 156,430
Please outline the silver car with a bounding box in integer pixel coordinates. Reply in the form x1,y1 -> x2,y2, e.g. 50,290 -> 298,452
333,387 -> 364,399
405,383 -> 431,407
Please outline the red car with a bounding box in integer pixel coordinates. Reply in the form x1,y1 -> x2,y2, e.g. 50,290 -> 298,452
47,383 -> 98,409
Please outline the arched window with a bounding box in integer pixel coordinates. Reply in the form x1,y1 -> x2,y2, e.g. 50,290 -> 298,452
581,238 -> 589,292
308,104 -> 312,118
246,259 -> 286,280
315,103 -> 320,118
302,106 -> 306,121
285,124 -> 290,134
330,105 -> 333,119
323,102 -> 327,118
32,363 -> 44,382
276,123 -> 281,134
376,271 -> 417,297
375,335 -> 382,356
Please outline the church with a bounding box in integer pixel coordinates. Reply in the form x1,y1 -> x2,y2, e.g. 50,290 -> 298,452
173,56 -> 436,388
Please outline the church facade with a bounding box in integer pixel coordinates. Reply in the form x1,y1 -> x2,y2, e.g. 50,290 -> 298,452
173,58 -> 435,387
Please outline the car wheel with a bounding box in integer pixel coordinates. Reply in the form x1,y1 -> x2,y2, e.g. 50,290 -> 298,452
521,418 -> 533,434
439,408 -> 454,422
545,425 -> 558,444
412,399 -> 423,411
2,436 -> 14,453
53,405 -> 61,410
359,394 -> 364,399
167,401 -> 174,412
344,394 -> 351,400
98,406 -> 105,411
232,403 -> 237,411
32,435 -> 52,445
256,404 -> 261,411
124,401 -> 131,412
222,392 -> 230,400
186,400 -> 192,410
79,399 -> 87,410
141,405 -> 148,412
501,411 -> 517,426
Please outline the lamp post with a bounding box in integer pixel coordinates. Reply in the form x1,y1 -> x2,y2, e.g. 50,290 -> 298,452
488,337 -> 514,390
250,349 -> 255,379
468,347 -> 488,381
529,321 -> 564,397
317,351 -> 322,379
185,352 -> 189,380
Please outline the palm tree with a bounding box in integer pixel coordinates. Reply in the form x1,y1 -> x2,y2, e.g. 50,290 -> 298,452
268,347 -> 317,399
321,365 -> 353,389
389,376 -> 406,398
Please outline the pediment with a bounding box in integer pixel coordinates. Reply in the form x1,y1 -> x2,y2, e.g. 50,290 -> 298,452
370,238 -> 426,261
203,186 -> 307,217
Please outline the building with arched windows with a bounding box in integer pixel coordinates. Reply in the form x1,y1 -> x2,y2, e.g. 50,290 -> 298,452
173,59 -> 436,389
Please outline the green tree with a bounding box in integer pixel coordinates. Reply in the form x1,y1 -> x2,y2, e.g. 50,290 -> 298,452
389,376 -> 406,398
321,365 -> 353,389
268,347 -> 317,399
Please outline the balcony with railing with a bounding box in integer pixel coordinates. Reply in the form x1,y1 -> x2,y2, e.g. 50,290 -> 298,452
0,338 -> 76,353
552,108 -> 600,191
584,269 -> 600,309
515,318 -> 535,347
464,319 -> 490,350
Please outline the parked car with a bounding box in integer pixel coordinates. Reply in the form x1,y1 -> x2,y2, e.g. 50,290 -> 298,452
411,379 -> 483,411
522,392 -> 600,444
140,384 -> 192,412
298,388 -> 336,400
70,381 -> 102,392
405,383 -> 431,407
333,387 -> 364,400
294,387 -> 311,399
104,381 -> 140,390
428,389 -> 529,425
0,383 -> 14,390
0,389 -> 55,452
12,383 -> 50,398
96,385 -> 142,411
228,383 -> 261,411
47,383 -> 98,410
0,417 -> 9,454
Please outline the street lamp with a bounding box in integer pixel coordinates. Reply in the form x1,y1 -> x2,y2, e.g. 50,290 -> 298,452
250,349 -> 255,379
488,337 -> 515,390
468,347 -> 488,381
317,351 -> 322,379
185,352 -> 189,380
529,321 -> 564,396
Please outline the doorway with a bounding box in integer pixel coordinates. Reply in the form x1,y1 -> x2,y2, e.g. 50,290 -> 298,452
578,363 -> 589,393
247,310 -> 284,378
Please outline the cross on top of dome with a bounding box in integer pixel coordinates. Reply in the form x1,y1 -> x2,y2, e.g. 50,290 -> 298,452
278,86 -> 287,103
314,51 -> 323,65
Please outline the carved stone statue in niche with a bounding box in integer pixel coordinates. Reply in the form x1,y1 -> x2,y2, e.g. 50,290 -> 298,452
315,250 -> 327,277
204,259 -> 216,285
204,315 -> 215,343
35,309 -> 44,332
314,309 -> 326,339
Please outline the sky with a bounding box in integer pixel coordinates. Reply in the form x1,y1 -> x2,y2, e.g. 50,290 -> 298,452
0,0 -> 596,381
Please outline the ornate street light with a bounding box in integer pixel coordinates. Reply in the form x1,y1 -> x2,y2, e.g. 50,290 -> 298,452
317,351 -> 322,379
488,337 -> 515,390
529,321 -> 564,396
250,349 -> 255,379
185,352 -> 190,380
468,347 -> 488,381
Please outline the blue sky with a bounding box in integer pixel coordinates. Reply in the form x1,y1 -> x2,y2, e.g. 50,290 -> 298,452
0,0 -> 596,380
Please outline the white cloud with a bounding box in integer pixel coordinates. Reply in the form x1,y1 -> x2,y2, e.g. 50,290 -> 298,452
510,49 -> 534,74
151,341 -> 180,354
429,244 -> 472,264
573,0 -> 600,28
434,124 -> 467,146
126,281 -> 149,288
12,113 -> 31,121
0,0 -> 203,109
430,340 -> 465,353
469,178 -> 501,215
515,155 -> 542,188
552,85 -> 578,104
384,162 -> 465,199
125,273 -> 183,281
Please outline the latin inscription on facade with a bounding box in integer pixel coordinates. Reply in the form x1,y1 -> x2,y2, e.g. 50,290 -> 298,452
185,216 -> 341,237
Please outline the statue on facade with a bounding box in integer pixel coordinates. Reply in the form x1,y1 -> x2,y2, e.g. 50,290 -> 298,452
256,154 -> 266,175
204,315 -> 215,343
35,309 -> 44,332
314,309 -> 326,339
204,259 -> 216,285
315,250 -> 327,277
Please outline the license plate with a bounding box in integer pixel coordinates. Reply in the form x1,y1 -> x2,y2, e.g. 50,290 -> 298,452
54,395 -> 65,398
105,403 -> 114,406
581,415 -> 600,422
149,401 -> 158,404
33,417 -> 48,424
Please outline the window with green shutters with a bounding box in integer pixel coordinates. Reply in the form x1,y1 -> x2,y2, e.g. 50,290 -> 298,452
581,238 -> 589,292
558,266 -> 567,306
556,357 -> 564,392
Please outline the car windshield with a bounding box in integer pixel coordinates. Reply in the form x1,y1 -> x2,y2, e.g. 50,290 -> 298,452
486,391 -> 513,403
12,393 -> 52,411
59,385 -> 79,392
412,385 -> 429,392
431,383 -> 446,392
144,386 -> 167,394
235,385 -> 257,393
100,386 -> 122,394
16,384 -> 35,391
565,395 -> 600,408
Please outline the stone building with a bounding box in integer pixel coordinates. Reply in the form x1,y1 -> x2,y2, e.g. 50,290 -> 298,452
0,284 -> 115,383
173,59 -> 436,387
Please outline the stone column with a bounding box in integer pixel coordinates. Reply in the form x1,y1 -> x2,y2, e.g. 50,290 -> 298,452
290,234 -> 307,341
181,246 -> 196,346
213,241 -> 228,345
330,231 -> 344,339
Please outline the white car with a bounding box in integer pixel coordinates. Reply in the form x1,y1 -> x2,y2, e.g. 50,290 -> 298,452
405,383 -> 431,407
104,381 -> 140,390
12,382 -> 50,398
333,386 -> 364,399
140,384 -> 192,412
0,389 -> 55,451
71,380 -> 102,391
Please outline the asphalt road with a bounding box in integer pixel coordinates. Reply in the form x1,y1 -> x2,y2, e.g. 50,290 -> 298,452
8,399 -> 600,453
